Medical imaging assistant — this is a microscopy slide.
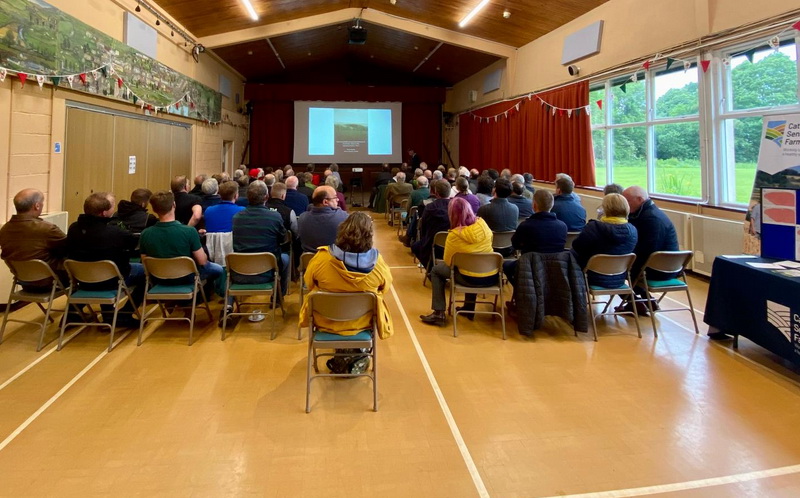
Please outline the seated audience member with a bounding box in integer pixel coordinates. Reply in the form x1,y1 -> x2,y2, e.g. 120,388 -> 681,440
329,163 -> 342,185
263,174 -> 276,196
297,186 -> 348,253
274,169 -> 284,184
508,181 -> 534,218
266,183 -> 299,235
299,211 -> 394,373
500,168 -> 512,179
432,170 -> 444,182
503,190 -> 568,289
475,175 -> 494,206
551,175 -> 587,231
204,181 -> 245,233
511,174 -> 533,200
200,178 -> 221,211
306,164 -> 320,186
0,189 -> 67,289
236,174 -> 250,207
423,169 -> 433,180
386,172 -> 413,220
477,177 -> 519,233
410,180 -> 451,260
622,185 -> 679,292
171,175 -> 202,227
420,197 -> 496,326
284,176 -> 310,215
66,192 -> 143,326
485,168 -> 499,180
597,183 -> 624,218
113,188 -> 157,234
523,173 -> 536,195
454,177 -> 480,214
325,175 -> 347,211
189,174 -> 206,195
223,181 -> 289,320
571,193 -> 638,288
298,173 -> 315,201
139,191 -> 222,295
410,176 -> 430,210
556,173 -> 583,203
468,169 -> 480,194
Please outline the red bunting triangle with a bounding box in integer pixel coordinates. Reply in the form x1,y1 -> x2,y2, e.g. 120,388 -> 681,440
558,109 -> 565,116
596,99 -> 603,110
117,77 -> 123,88
793,20 -> 800,31
700,60 -> 710,73
79,73 -> 87,85
642,61 -> 650,70
18,73 -> 27,87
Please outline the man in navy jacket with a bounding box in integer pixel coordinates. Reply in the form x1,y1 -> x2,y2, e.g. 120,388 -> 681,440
551,176 -> 586,231
623,186 -> 679,286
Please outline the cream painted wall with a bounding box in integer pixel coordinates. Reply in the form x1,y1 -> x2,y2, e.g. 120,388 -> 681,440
446,0 -> 800,113
0,0 -> 247,219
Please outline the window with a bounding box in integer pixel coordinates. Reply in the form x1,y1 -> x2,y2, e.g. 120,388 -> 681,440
589,31 -> 800,207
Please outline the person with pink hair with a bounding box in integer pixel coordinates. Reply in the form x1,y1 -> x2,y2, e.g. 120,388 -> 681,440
420,197 -> 497,326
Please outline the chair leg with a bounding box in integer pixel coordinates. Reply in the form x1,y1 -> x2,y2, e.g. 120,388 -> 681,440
305,335 -> 314,413
0,295 -> 11,345
221,290 -> 230,341
57,299 -> 70,351
588,291 -> 598,342
270,290 -> 277,341
601,296 -> 614,314
644,286 -> 658,337
37,294 -> 58,351
188,287 -> 198,346
629,290 -> 642,338
372,337 -> 378,412
685,288 -> 700,334
108,302 -> 120,352
138,295 -> 148,346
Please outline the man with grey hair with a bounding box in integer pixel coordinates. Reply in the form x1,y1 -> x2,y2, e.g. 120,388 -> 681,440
386,171 -> 413,225
284,175 -> 309,216
264,174 -> 276,195
201,178 -> 221,211
511,174 -> 533,200
0,189 -> 68,288
523,173 -> 535,195
432,170 -> 443,181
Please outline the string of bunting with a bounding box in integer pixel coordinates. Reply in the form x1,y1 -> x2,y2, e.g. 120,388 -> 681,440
594,18 -> 800,110
0,60 -> 224,125
468,93 -> 592,124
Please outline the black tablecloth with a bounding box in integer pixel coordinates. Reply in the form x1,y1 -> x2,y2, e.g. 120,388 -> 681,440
704,256 -> 800,364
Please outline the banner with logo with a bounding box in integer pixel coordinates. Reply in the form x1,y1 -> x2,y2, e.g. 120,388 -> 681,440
744,113 -> 800,258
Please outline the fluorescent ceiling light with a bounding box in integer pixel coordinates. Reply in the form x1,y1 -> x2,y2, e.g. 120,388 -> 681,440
458,0 -> 490,28
240,0 -> 259,21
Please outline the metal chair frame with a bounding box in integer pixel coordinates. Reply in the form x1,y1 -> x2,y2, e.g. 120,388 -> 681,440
583,253 -> 641,341
423,231 -> 449,287
297,252 -> 316,340
306,291 -> 378,413
138,256 -> 213,346
58,259 -> 139,352
0,259 -> 68,351
221,252 -> 284,341
635,250 -> 699,337
565,231 -> 581,250
447,252 -> 506,340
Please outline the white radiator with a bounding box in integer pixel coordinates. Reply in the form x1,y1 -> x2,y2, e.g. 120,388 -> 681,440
662,209 -> 691,251
0,211 -> 69,305
689,215 -> 744,276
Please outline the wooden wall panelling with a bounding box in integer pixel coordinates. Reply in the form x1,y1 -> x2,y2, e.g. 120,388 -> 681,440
63,108 -> 114,223
147,121 -> 174,192
170,125 -> 193,180
112,116 -> 149,202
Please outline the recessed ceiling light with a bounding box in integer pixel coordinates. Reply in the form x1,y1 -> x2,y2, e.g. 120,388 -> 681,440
239,0 -> 259,21
414,46 -> 418,50
248,50 -> 253,55
459,0 -> 490,28
503,9 -> 511,19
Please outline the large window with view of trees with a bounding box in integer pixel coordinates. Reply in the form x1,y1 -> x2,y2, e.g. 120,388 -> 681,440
589,33 -> 800,207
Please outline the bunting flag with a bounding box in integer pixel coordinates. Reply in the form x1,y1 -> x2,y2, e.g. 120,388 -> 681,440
551,107 -> 556,116
567,109 -> 573,117
132,95 -> 138,105
36,75 -> 45,88
700,60 -> 711,73
596,100 -> 603,110
666,58 -> 675,71
620,83 -> 627,93
91,69 -> 98,80
100,66 -> 108,78
79,73 -> 87,85
793,20 -> 800,31
117,77 -> 123,89
574,108 -> 581,117
18,73 -> 27,88
684,61 -> 692,72
67,74 -> 74,87
0,68 -> 6,82
744,48 -> 756,63
176,101 -> 180,109
642,61 -> 651,70
50,76 -> 61,87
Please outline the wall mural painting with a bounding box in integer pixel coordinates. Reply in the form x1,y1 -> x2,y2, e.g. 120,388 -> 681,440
0,0 -> 222,122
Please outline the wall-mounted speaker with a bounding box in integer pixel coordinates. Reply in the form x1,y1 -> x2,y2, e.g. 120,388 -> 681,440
469,90 -> 478,103
348,25 -> 367,45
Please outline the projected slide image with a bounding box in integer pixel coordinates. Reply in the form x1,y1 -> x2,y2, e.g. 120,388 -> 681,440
308,108 -> 392,157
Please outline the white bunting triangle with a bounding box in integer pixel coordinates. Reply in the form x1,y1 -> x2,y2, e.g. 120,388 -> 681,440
36,75 -> 45,88
515,103 -> 520,111
551,107 -> 556,116
67,75 -> 74,87
567,109 -> 573,117
0,68 -> 5,82
684,61 -> 692,72
91,70 -> 98,80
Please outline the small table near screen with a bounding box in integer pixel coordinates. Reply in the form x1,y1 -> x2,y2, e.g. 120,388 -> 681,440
704,255 -> 800,364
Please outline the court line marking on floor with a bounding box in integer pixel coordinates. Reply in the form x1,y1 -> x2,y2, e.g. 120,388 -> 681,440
539,462 -> 800,497
389,266 -> 421,269
0,328 -> 84,393
0,345 -> 108,453
389,285 -> 490,498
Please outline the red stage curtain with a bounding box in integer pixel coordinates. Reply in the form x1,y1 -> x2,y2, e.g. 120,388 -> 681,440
458,81 -> 595,187
247,85 -> 445,169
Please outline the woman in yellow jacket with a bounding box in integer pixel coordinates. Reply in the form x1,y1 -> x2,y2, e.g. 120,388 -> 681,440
299,212 -> 393,341
420,197 -> 497,326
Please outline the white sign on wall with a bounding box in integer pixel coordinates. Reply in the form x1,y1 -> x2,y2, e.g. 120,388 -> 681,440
129,156 -> 136,174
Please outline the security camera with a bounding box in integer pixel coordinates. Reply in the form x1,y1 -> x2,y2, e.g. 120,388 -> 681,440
567,64 -> 580,76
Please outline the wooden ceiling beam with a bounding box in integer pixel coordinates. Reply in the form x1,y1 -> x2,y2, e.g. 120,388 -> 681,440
199,7 -> 515,59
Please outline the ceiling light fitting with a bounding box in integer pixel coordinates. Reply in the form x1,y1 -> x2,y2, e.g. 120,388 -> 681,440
155,19 -> 160,26
459,0 -> 490,28
239,0 -> 259,21
503,9 -> 511,19
132,1 -> 199,55
135,2 -> 141,13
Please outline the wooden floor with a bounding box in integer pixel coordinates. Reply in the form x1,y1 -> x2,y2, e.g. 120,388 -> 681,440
2,210 -> 800,497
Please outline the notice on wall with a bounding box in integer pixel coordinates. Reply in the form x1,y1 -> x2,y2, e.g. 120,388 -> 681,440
129,156 -> 136,174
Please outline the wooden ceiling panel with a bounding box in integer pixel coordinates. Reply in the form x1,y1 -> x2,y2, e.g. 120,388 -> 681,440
413,43 -> 501,84
158,0 -> 609,48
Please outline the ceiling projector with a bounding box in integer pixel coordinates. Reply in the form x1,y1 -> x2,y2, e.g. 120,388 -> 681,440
348,20 -> 367,45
